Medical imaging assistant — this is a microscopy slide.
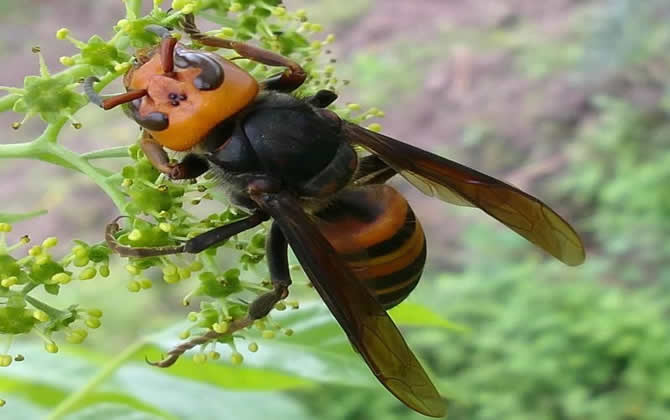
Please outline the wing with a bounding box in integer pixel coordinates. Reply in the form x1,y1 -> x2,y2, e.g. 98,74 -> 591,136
343,123 -> 586,266
254,192 -> 446,418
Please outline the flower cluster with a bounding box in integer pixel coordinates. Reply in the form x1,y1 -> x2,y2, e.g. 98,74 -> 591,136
0,0 -> 383,368
0,224 -> 105,365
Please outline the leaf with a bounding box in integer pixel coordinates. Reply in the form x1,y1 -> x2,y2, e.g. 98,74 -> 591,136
0,342 -> 311,420
0,209 -> 47,223
113,366 -> 310,420
0,396 -> 46,419
389,301 -> 470,332
65,404 -> 165,420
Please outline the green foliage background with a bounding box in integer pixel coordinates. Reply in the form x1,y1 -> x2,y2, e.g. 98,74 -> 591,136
1,0 -> 670,419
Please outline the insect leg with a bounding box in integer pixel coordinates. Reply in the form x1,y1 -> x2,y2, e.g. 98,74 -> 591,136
248,221 -> 291,319
141,133 -> 209,180
105,212 -> 269,257
181,14 -> 306,92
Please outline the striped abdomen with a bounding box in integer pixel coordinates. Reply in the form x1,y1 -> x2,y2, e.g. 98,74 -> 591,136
315,185 -> 426,309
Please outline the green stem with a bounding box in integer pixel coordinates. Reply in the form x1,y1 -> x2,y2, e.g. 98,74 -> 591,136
0,141 -> 77,171
24,294 -> 65,319
124,0 -> 143,19
0,93 -> 21,112
46,338 -> 147,420
44,142 -> 127,212
21,283 -> 38,295
82,146 -> 130,160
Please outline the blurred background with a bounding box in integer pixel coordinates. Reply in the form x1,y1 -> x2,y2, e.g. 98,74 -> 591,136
2,0 -> 670,419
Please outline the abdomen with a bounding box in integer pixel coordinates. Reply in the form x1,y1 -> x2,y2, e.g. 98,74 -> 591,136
315,185 -> 426,309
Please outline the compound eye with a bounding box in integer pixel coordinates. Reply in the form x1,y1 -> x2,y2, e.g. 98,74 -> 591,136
174,49 -> 225,90
126,99 -> 169,131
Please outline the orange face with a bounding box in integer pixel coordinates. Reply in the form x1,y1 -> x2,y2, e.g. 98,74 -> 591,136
125,45 -> 259,151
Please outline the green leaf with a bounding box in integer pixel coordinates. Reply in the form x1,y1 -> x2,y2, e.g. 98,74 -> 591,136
389,301 -> 469,332
65,404 -> 164,420
1,342 -> 311,420
0,210 -> 47,223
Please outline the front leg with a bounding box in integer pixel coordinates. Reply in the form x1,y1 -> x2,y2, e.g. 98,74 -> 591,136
181,14 -> 306,92
141,133 -> 209,180
106,212 -> 269,257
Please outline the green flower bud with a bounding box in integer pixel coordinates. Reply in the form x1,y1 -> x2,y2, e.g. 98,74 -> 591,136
1,277 -> 17,288
367,123 -> 383,132
177,267 -> 192,280
72,245 -> 88,258
32,310 -> 49,322
52,272 -> 71,284
73,256 -> 89,267
86,318 -> 101,329
56,28 -> 70,39
230,352 -> 244,365
164,273 -> 180,284
208,351 -> 221,361
125,264 -> 140,275
158,222 -> 173,233
66,329 -> 88,344
99,264 -> 110,278
45,342 -> 59,353
163,264 -> 178,276
42,237 -> 58,248
213,321 -> 229,334
87,308 -> 103,318
127,281 -> 141,293
248,342 -> 259,353
262,330 -> 276,339
59,56 -> 75,67
0,355 -> 12,367
30,261 -> 65,284
79,267 -> 97,281
193,353 -> 207,364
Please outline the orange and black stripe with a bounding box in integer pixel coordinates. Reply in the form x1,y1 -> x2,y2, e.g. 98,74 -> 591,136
316,185 -> 427,309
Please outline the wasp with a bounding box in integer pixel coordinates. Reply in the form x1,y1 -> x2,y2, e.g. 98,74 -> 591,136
86,15 -> 585,417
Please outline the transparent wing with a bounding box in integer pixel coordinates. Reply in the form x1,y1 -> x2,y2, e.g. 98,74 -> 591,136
343,123 -> 585,266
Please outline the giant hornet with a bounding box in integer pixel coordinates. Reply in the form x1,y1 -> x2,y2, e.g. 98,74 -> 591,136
86,15 -> 585,417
